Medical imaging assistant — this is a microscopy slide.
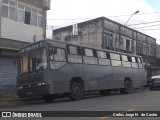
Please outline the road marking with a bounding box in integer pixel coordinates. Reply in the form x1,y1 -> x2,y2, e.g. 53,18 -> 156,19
100,108 -> 135,120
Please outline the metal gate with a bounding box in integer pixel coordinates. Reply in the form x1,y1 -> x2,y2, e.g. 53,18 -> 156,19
0,57 -> 17,92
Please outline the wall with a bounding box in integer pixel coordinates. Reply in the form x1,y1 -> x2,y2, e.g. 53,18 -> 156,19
156,45 -> 160,59
1,18 -> 44,42
53,19 -> 103,49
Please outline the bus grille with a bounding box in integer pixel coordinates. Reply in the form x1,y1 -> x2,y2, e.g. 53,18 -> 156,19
18,76 -> 43,88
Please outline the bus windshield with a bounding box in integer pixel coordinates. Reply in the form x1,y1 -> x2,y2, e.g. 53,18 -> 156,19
19,48 -> 47,74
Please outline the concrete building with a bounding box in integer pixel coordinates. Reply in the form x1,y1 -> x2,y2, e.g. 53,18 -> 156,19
0,0 -> 50,91
53,17 -> 157,78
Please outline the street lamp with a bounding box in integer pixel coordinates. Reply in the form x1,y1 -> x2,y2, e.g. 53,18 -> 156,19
124,10 -> 139,25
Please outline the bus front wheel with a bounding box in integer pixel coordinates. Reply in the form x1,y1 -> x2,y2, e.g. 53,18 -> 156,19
70,82 -> 83,101
120,80 -> 132,94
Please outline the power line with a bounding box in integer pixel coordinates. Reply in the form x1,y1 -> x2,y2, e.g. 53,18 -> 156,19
133,23 -> 160,29
127,20 -> 160,26
138,28 -> 160,31
47,12 -> 160,21
47,18 -> 92,20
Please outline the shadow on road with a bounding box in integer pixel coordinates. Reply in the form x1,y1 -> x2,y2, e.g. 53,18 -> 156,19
0,87 -> 148,109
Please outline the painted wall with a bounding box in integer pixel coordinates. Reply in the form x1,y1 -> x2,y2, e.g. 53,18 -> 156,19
1,18 -> 44,42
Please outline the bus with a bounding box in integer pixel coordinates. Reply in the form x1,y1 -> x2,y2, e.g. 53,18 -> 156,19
17,39 -> 146,102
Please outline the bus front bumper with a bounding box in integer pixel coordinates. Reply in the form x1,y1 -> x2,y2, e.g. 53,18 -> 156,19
17,85 -> 50,98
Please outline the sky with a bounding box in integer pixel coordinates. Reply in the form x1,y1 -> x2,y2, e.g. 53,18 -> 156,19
47,0 -> 160,44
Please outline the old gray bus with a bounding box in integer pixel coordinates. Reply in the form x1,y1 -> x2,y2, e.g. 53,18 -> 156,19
17,39 -> 146,102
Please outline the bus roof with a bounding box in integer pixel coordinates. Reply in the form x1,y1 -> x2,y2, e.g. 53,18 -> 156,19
19,39 -> 142,58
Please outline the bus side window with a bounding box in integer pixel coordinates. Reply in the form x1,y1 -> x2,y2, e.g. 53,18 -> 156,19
121,55 -> 131,67
67,45 -> 82,63
110,53 -> 122,67
131,56 -> 138,68
49,47 -> 67,70
83,48 -> 98,64
97,51 -> 110,66
54,48 -> 66,61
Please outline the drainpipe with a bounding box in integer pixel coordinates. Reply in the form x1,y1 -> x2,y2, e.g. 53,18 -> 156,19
0,0 -> 2,38
43,10 -> 47,39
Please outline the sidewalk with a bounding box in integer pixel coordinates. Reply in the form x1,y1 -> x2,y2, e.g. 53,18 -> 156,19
0,91 -> 21,108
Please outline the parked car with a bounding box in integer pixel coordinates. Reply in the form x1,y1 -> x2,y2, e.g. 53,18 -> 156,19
149,75 -> 160,90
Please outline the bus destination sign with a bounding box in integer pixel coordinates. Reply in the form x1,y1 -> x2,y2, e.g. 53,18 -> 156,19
19,42 -> 44,53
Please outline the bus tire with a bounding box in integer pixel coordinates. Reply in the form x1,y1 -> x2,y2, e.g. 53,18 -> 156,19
42,95 -> 54,102
99,90 -> 110,96
70,82 -> 83,101
120,80 -> 132,94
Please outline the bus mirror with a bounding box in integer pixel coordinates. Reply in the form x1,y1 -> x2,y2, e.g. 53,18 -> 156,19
49,48 -> 54,55
53,48 -> 57,54
49,47 -> 57,54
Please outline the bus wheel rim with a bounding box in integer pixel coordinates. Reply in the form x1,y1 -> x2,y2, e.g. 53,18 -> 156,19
74,86 -> 81,96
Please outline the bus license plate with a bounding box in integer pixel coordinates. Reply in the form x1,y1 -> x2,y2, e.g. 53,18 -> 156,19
27,92 -> 33,95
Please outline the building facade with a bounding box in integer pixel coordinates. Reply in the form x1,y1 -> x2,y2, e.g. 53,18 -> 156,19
0,0 -> 50,91
53,17 -> 157,78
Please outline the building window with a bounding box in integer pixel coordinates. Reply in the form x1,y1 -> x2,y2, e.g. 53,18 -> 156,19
25,7 -> 31,24
143,43 -> 146,55
2,0 -> 16,20
126,39 -> 131,51
38,11 -> 43,27
104,33 -> 113,47
9,1 -> 16,20
31,9 -> 38,26
2,3 -> 8,18
120,37 -> 123,50
136,42 -> 143,54
120,36 -> 132,51
147,45 -> 151,55
2,0 -> 43,27
115,35 -> 119,49
17,4 -> 25,22
150,46 -> 155,56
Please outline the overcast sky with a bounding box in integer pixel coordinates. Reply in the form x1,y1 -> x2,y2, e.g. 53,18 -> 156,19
47,0 -> 160,44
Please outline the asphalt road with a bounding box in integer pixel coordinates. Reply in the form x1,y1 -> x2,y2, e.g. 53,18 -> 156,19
0,88 -> 160,120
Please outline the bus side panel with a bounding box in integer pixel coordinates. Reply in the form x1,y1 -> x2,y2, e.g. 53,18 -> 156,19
84,65 -> 113,90
111,67 -> 134,88
50,63 -> 85,94
132,69 -> 146,88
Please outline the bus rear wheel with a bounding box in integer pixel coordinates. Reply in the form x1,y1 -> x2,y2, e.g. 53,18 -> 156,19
42,95 -> 54,102
70,82 -> 83,101
120,80 -> 132,94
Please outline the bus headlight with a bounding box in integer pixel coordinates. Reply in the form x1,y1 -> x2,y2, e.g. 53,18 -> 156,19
42,82 -> 45,85
17,86 -> 23,89
38,83 -> 42,86
38,82 -> 45,86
